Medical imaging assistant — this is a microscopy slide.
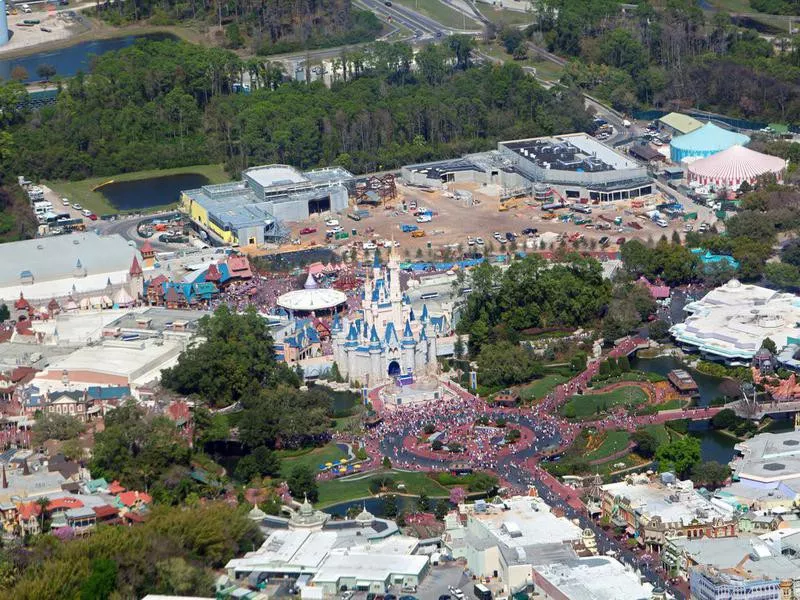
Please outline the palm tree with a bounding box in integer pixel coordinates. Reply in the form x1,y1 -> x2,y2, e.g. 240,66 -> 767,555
35,496 -> 49,534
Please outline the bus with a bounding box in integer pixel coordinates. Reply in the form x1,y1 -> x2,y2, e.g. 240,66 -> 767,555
420,292 -> 439,300
474,583 -> 492,600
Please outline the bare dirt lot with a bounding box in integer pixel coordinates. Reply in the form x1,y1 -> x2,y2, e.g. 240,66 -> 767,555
288,182 -> 708,260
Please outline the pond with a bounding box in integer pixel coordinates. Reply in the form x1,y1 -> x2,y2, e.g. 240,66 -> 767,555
629,354 -> 730,407
0,33 -> 176,83
689,418 -> 794,465
99,173 -> 210,211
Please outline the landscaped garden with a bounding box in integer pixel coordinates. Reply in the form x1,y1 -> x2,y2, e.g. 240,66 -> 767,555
561,385 -> 648,419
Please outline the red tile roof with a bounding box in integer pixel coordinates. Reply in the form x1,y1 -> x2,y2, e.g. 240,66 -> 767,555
118,491 -> 152,507
140,240 -> 154,255
108,480 -> 125,494
17,502 -> 41,520
226,256 -> 253,279
93,505 -> 118,519
47,497 -> 84,512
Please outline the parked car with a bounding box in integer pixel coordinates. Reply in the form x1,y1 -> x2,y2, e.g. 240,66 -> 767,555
467,237 -> 475,246
325,218 -> 339,227
411,230 -> 425,238
505,231 -> 516,241
475,237 -> 484,245
88,213 -> 98,221
616,237 -> 626,245
599,236 -> 609,246
362,241 -> 377,250
522,227 -> 538,235
72,203 -> 82,211
61,197 -> 70,206
299,227 -> 317,234
81,209 -> 92,217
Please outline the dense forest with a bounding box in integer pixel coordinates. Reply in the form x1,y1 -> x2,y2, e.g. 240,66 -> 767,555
0,503 -> 262,599
528,0 -> 800,122
456,254 -> 611,354
100,0 -> 382,55
1,36 -> 592,181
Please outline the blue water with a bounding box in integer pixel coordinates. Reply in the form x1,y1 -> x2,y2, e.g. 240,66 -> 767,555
0,33 -> 175,83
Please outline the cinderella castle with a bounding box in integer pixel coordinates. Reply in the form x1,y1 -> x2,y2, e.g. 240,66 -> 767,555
331,248 -> 446,386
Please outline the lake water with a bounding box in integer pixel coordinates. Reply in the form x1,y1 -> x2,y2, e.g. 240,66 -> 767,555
0,33 -> 176,83
99,173 -> 210,211
631,353 -> 794,463
629,354 -> 729,407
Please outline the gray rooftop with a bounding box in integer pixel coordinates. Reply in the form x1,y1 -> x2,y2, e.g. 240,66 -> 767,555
0,233 -> 135,288
732,430 -> 800,484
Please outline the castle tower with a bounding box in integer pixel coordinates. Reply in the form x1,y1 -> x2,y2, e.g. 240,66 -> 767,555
140,240 -> 156,268
402,320 -> 415,375
128,256 -> 144,300
369,324 -> 382,385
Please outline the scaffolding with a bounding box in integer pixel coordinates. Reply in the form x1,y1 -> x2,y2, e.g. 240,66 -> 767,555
355,174 -> 397,205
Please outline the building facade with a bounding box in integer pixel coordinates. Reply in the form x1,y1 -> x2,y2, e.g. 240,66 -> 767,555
332,250 -> 442,386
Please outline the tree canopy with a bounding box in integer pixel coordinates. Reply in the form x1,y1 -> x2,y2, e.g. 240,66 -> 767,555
161,305 -> 300,408
655,436 -> 701,479
0,503 -> 262,599
458,254 -> 611,354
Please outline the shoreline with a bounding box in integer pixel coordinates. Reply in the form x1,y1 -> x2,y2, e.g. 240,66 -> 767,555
0,21 -> 202,62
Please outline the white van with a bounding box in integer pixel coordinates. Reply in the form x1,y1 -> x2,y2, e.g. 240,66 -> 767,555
21,4 -> 32,12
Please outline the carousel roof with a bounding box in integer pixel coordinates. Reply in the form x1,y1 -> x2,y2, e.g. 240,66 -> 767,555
277,288 -> 347,312
687,145 -> 786,182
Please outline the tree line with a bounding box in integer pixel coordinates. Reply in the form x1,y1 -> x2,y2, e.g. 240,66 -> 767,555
530,0 -> 800,122
0,36 -> 592,183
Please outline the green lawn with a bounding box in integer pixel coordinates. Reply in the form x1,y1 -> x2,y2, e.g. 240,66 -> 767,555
393,0 -> 479,29
585,430 -> 631,462
520,373 -> 569,401
316,469 -> 450,507
479,42 -> 564,83
44,164 -> 229,216
641,424 -> 676,447
278,443 -> 347,480
561,385 -> 648,419
475,3 -> 534,26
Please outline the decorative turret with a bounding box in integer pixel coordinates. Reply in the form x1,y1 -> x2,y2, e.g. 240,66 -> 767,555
205,263 -> 221,282
369,324 -> 381,348
303,269 -> 318,290
129,256 -> 143,277
73,259 -> 86,278
420,304 -> 429,323
139,240 -> 156,268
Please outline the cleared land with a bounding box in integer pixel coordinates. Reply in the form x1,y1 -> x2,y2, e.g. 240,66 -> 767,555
476,4 -> 534,25
317,469 -> 450,507
561,385 -> 648,419
393,0 -> 479,29
45,164 -> 229,216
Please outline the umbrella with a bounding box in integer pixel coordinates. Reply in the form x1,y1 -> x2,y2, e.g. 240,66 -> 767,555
318,465 -> 327,471
339,458 -> 348,464
355,464 -> 362,469
325,462 -> 333,467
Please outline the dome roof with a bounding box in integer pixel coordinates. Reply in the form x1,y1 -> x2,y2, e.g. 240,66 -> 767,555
277,288 -> 347,312
355,506 -> 374,524
687,145 -> 786,187
671,123 -> 750,153
248,504 -> 267,521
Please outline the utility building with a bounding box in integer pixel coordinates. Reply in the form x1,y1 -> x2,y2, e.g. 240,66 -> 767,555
181,164 -> 353,246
